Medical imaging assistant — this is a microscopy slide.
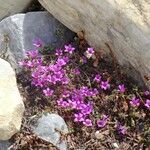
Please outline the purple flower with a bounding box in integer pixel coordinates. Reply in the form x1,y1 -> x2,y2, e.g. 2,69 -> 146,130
81,103 -> 93,115
26,60 -> 34,68
55,49 -> 63,56
100,81 -> 110,90
144,91 -> 150,96
57,98 -> 69,107
130,97 -> 140,107
18,60 -> 26,66
57,98 -> 64,106
61,76 -> 70,85
62,56 -> 70,63
36,65 -> 47,72
55,70 -> 64,77
56,58 -> 67,67
30,58 -> 42,67
62,91 -> 70,98
72,100 -> 84,110
73,68 -> 80,75
74,113 -> 84,122
50,64 -> 61,73
46,75 -> 56,84
33,38 -> 43,48
145,99 -> 150,109
64,44 -> 75,54
43,88 -> 54,96
118,84 -> 125,93
32,78 -> 45,87
117,124 -> 127,135
61,101 -> 70,108
26,50 -> 39,58
68,100 -> 77,109
31,71 -> 39,79
94,74 -> 101,83
97,115 -> 108,128
85,47 -> 94,59
80,86 -> 89,92
80,86 -> 89,96
54,73 -> 63,82
83,119 -> 92,126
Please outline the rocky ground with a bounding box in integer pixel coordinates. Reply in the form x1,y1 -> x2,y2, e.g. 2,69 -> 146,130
8,37 -> 150,149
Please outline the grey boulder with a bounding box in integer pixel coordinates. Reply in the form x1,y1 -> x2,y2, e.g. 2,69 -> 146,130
0,11 -> 75,72
33,113 -> 68,150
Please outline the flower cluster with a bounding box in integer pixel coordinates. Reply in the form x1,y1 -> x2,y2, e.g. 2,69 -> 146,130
19,38 -> 150,141
19,41 -> 104,127
93,74 -> 111,91
57,86 -> 98,126
129,96 -> 150,109
19,44 -> 73,90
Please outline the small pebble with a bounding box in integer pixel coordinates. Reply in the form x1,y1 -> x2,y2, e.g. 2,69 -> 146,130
95,131 -> 104,139
112,142 -> 119,149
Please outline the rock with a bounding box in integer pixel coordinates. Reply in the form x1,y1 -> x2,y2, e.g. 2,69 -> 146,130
95,130 -> 109,140
0,11 -> 75,72
0,0 -> 32,20
0,58 -> 24,140
0,140 -> 11,150
33,113 -> 68,150
112,142 -> 119,149
39,0 -> 150,88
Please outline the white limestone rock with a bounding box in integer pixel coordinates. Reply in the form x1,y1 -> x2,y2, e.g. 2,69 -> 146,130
0,58 -> 24,140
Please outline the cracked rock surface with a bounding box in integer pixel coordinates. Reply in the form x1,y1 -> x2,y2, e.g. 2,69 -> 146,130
39,0 -> 150,89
